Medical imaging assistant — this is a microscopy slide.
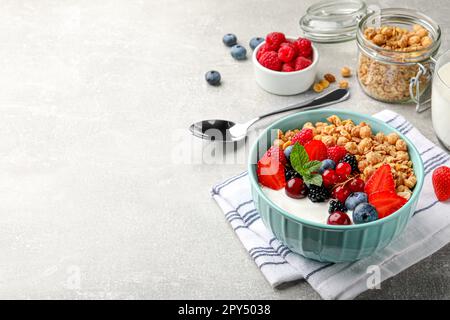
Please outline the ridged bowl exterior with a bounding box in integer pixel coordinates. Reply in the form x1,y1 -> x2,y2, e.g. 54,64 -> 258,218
248,110 -> 424,263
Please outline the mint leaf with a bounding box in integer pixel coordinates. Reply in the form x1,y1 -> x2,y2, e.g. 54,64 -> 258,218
290,143 -> 309,174
289,143 -> 324,187
304,160 -> 322,173
303,174 -> 323,187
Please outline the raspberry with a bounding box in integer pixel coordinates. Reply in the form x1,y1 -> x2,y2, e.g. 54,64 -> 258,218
259,51 -> 282,71
291,128 -> 313,145
294,56 -> 312,71
267,146 -> 287,166
278,44 -> 297,63
256,44 -> 269,61
265,32 -> 286,51
295,38 -> 313,58
327,146 -> 347,163
281,63 -> 295,72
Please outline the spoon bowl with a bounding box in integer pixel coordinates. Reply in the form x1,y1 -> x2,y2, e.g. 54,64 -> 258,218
189,119 -> 236,142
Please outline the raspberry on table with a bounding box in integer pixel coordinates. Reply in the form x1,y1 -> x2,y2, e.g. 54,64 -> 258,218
259,51 -> 282,71
265,32 -> 286,51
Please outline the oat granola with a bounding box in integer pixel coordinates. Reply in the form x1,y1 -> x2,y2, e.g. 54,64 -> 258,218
358,24 -> 433,103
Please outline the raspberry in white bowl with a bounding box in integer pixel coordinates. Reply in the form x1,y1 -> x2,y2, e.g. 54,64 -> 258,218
252,32 -> 319,95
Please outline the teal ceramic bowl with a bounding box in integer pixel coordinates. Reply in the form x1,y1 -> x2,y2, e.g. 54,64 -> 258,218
248,109 -> 424,263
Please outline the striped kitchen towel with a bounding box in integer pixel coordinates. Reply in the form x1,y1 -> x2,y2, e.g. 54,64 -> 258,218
211,109 -> 450,300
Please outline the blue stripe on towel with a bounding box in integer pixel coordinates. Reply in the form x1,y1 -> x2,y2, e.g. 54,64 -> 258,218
386,115 -> 399,124
258,261 -> 288,269
213,171 -> 248,194
420,146 -> 435,156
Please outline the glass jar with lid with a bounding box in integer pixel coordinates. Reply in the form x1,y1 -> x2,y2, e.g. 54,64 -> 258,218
300,2 -> 441,110
356,8 -> 441,106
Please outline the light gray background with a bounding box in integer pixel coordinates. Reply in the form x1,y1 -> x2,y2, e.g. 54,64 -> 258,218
0,0 -> 448,299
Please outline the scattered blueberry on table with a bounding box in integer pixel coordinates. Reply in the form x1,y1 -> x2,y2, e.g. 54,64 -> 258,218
230,44 -> 247,60
249,37 -> 264,50
205,70 -> 221,86
222,33 -> 237,47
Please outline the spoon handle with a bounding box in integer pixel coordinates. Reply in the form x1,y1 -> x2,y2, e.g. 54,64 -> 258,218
257,88 -> 350,121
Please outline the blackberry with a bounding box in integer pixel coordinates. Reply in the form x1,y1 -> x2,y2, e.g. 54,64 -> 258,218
340,154 -> 358,172
285,168 -> 301,181
328,199 -> 347,213
307,185 -> 330,203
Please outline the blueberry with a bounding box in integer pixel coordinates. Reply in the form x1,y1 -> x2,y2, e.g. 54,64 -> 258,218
223,33 -> 237,47
284,145 -> 293,160
230,45 -> 247,60
249,37 -> 264,50
319,159 -> 335,174
353,203 -> 378,224
345,192 -> 368,210
205,70 -> 221,86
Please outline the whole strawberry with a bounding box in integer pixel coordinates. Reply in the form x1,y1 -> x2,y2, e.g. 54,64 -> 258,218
327,146 -> 347,163
291,128 -> 313,146
432,166 -> 450,201
265,32 -> 286,51
259,51 -> 282,71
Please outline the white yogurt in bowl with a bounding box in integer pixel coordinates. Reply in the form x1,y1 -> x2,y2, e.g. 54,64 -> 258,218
262,187 -> 354,225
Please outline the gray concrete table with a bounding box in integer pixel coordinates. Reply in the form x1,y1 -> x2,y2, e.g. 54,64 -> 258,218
0,0 -> 448,299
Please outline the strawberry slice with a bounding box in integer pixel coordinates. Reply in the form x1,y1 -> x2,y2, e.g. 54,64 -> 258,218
368,191 -> 407,218
364,164 -> 395,195
257,146 -> 286,190
304,140 -> 328,161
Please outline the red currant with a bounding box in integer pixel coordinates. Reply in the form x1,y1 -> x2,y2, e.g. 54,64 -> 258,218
327,211 -> 352,225
336,162 -> 352,177
348,178 -> 365,193
285,178 -> 308,199
322,169 -> 337,188
332,185 -> 351,203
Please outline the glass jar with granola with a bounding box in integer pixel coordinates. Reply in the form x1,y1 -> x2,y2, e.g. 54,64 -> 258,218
356,8 -> 441,104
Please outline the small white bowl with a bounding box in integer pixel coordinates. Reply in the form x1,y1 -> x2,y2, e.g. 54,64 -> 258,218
252,38 -> 319,96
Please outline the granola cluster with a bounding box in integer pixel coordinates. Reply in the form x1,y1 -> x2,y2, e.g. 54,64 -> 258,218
364,25 -> 432,52
276,115 -> 417,200
358,24 -> 433,103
